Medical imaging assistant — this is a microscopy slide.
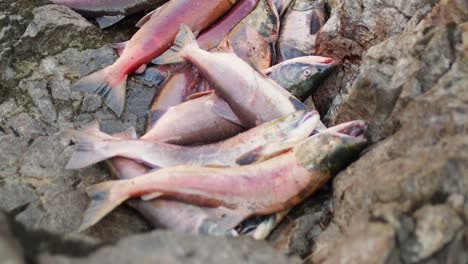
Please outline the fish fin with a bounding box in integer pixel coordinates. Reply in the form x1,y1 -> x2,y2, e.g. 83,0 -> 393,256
289,96 -> 307,110
78,181 -> 129,231
135,8 -> 161,28
79,119 -> 101,134
140,192 -> 163,201
112,127 -> 138,140
185,90 -> 214,100
65,129 -> 115,170
71,66 -> 127,117
110,41 -> 128,57
199,207 -> 249,236
95,15 -> 125,29
135,64 -> 147,74
215,38 -> 236,54
146,109 -> 166,128
210,95 -> 244,127
152,24 -> 198,65
236,144 -> 293,165
251,210 -> 290,240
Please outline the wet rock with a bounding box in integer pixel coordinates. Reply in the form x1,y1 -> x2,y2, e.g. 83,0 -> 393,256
401,205 -> 463,262
312,0 -> 438,125
81,95 -> 101,113
307,3 -> 468,263
14,5 -> 101,59
309,223 -> 396,264
268,189 -> 333,258
39,231 -> 301,264
0,212 -> 26,264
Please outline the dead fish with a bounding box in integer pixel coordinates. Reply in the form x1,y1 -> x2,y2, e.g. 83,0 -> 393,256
276,0 -> 327,63
141,91 -> 244,145
71,0 -> 236,116
222,0 -> 280,69
77,120 -> 368,231
50,0 -> 169,28
154,24 -> 306,128
264,55 -> 337,100
241,119 -> 370,239
65,111 -> 319,169
271,0 -> 293,17
105,157 -> 237,236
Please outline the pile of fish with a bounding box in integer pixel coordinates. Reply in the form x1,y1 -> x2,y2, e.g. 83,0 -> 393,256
56,0 -> 369,239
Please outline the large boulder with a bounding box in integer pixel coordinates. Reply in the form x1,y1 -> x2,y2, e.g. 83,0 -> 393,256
307,2 -> 468,263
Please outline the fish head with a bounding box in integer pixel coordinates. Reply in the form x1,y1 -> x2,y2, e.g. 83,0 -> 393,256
267,56 -> 338,99
295,120 -> 368,174
270,110 -> 320,142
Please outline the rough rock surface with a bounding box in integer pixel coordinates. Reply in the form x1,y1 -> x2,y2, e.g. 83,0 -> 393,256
307,2 -> 468,263
312,0 -> 439,126
0,0 -> 466,263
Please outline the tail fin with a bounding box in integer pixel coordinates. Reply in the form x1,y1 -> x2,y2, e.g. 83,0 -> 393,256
152,24 -> 198,65
78,181 -> 129,231
65,130 -> 116,170
71,66 -> 127,117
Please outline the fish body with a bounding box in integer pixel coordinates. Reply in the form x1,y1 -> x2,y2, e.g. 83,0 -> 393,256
78,121 -> 368,231
66,111 -> 319,169
264,55 -> 337,100
71,0 -> 236,116
142,92 -> 244,144
154,25 -> 306,127
105,157 -> 236,236
276,0 -> 327,63
221,0 -> 279,69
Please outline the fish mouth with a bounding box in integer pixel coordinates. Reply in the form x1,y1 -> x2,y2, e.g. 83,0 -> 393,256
327,120 -> 368,138
299,110 -> 320,125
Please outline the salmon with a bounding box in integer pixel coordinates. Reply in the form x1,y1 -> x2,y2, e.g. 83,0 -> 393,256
154,24 -> 306,127
276,0 -> 327,62
77,120 -> 368,231
71,0 -> 237,116
65,111 -> 319,169
105,157 -> 237,236
141,91 -> 244,144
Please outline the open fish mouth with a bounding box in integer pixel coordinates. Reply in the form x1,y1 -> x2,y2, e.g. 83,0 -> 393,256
299,110 -> 319,125
322,120 -> 368,138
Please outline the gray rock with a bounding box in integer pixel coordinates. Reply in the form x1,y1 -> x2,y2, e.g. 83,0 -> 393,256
401,205 -> 463,262
81,95 -> 101,113
39,231 -> 301,264
312,0 -> 438,125
307,3 -> 468,263
0,212 -> 26,264
309,223 -> 396,264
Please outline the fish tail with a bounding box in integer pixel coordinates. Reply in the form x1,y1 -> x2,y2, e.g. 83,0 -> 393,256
65,129 -> 116,170
152,24 -> 198,65
71,66 -> 127,117
78,180 -> 129,231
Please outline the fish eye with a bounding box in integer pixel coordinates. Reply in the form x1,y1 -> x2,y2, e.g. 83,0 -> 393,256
264,8 -> 269,13
304,69 -> 312,77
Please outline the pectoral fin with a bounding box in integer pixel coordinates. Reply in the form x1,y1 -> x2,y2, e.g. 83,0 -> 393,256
210,95 -> 244,127
199,207 -> 250,236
